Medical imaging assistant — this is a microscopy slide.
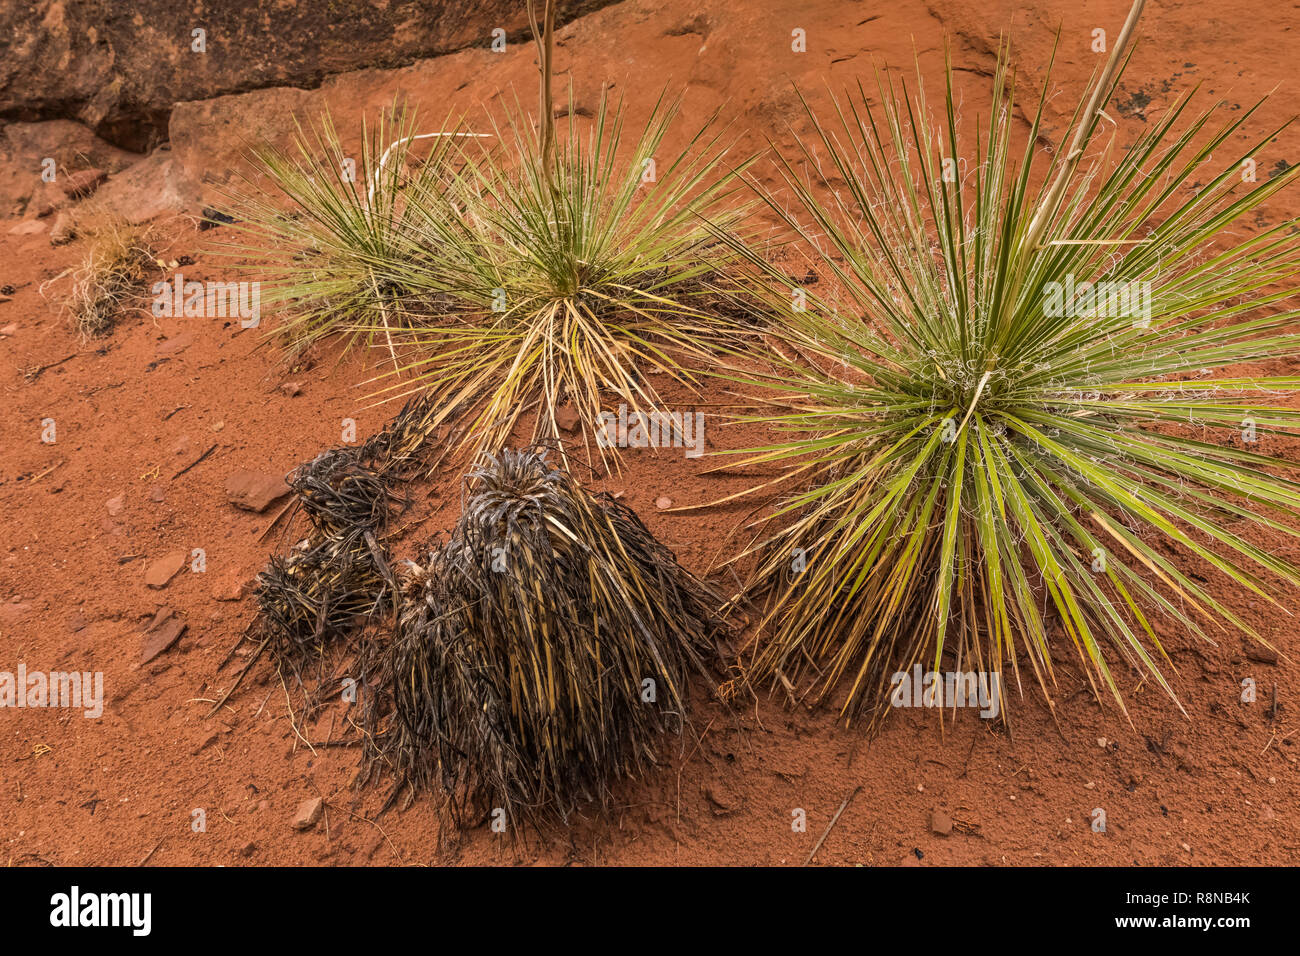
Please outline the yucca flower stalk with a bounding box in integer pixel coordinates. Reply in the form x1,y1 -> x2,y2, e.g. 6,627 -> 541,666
723,2 -> 1300,726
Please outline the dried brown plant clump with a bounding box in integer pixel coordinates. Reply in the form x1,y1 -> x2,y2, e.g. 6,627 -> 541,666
209,394 -> 444,721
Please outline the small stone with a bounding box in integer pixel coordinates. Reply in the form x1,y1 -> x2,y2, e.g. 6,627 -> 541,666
1097,737 -> 1108,749
279,381 -> 303,397
199,208 -> 236,230
149,484 -> 165,502
144,550 -> 187,588
106,494 -> 125,516
226,470 -> 291,513
49,210 -> 76,245
138,608 -> 187,664
554,404 -> 581,432
7,219 -> 47,236
930,810 -> 953,836
193,733 -> 220,755
1245,644 -> 1280,665
655,496 -> 673,510
156,332 -> 194,357
0,324 -> 17,336
61,168 -> 107,199
291,797 -> 323,831
211,577 -> 246,602
238,841 -> 257,858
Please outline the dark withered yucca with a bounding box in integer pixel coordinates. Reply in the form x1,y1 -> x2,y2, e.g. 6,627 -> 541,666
378,448 -> 722,828
256,451 -> 397,667
253,394 -> 442,671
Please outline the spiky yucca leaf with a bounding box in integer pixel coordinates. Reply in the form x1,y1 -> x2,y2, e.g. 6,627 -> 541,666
217,99 -> 471,354
373,90 -> 754,466
375,448 -> 722,828
725,46 -> 1300,727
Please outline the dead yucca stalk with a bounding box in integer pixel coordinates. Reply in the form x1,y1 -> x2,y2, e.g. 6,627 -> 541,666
373,448 -> 723,829
63,208 -> 153,337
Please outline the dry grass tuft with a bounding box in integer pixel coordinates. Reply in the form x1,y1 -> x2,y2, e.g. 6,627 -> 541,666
63,207 -> 154,337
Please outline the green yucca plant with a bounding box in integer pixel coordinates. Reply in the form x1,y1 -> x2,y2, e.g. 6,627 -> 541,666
723,2 -> 1300,726
371,85 -> 755,466
219,99 -> 471,356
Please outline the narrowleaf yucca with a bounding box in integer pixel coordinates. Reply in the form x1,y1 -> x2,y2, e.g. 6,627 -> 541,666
724,15 -> 1300,726
374,448 -> 722,828
218,99 -> 470,355
373,88 -> 755,466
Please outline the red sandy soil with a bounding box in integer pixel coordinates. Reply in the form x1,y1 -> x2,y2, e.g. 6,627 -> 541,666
2,0 -> 1300,865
